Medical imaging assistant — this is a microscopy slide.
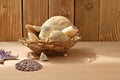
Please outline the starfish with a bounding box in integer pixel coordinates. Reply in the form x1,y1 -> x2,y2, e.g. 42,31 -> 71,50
0,49 -> 19,64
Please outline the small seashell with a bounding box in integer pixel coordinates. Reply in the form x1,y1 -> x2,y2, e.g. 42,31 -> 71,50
62,26 -> 78,38
39,25 -> 68,41
26,24 -> 40,42
64,54 -> 68,57
15,59 -> 43,71
28,32 -> 39,42
39,26 -> 54,40
48,30 -> 69,42
26,24 -> 40,34
73,35 -> 81,41
40,52 -> 48,61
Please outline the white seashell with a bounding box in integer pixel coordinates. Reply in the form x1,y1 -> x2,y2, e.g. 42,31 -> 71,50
41,16 -> 72,29
64,54 -> 68,57
62,26 -> 78,38
73,36 -> 81,41
40,52 -> 48,61
39,25 -> 67,40
39,16 -> 73,40
48,30 -> 69,42
39,26 -> 54,40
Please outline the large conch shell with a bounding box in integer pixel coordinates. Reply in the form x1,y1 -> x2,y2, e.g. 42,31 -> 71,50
39,16 -> 73,40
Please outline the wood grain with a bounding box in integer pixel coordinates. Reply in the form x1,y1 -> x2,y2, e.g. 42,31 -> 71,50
75,0 -> 100,41
23,0 -> 48,37
99,0 -> 120,41
49,0 -> 74,24
0,0 -> 120,41
0,0 -> 22,41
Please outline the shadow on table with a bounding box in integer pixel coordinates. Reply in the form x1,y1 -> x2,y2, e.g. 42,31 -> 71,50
49,48 -> 97,64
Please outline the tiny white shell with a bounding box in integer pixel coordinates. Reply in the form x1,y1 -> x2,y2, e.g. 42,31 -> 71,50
40,52 -> 48,61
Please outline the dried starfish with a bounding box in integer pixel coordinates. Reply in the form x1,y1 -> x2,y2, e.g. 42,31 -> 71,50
0,49 -> 19,64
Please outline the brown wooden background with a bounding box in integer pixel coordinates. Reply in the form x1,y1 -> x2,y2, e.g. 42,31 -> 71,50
0,0 -> 120,41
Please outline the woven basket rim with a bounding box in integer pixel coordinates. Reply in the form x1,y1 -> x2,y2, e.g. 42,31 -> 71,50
19,37 -> 79,44
19,36 -> 80,56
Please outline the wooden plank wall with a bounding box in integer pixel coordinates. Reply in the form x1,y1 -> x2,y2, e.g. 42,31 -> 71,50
99,0 -> 120,41
75,0 -> 100,41
0,0 -> 120,41
23,0 -> 48,37
49,0 -> 74,24
0,0 -> 22,41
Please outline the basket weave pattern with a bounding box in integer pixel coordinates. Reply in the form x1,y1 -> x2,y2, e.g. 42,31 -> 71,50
20,38 -> 78,56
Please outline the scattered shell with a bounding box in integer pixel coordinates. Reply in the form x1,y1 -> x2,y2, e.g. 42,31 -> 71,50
64,54 -> 68,57
15,59 -> 43,71
40,52 -> 48,61
27,52 -> 35,59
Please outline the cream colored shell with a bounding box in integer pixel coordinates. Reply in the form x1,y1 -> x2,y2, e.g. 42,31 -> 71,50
40,52 -> 48,61
39,16 -> 73,40
48,30 -> 69,42
26,24 -> 40,34
62,26 -> 78,38
26,24 -> 40,42
28,32 -> 39,42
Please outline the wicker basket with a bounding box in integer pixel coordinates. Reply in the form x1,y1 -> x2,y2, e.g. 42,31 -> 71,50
20,37 -> 79,56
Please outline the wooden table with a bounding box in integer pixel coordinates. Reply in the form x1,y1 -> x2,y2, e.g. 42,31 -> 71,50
0,42 -> 120,80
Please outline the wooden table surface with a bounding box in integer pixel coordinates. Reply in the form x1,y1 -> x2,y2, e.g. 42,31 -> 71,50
0,42 -> 120,80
